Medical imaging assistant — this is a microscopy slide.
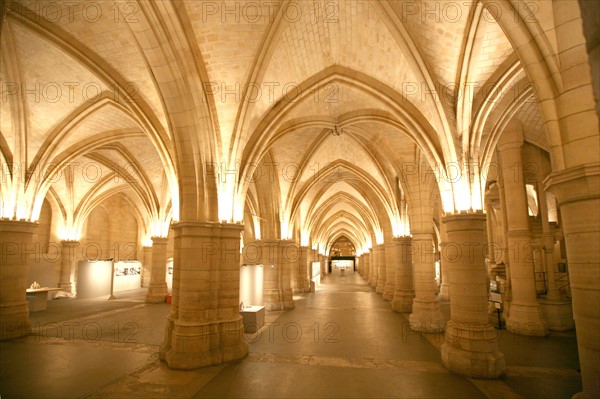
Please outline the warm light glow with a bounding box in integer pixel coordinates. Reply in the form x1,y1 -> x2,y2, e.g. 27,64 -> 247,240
58,224 -> 81,241
280,218 -> 292,240
441,186 -> 455,213
143,236 -> 153,247
300,230 -> 310,247
391,216 -> 403,237
150,218 -> 170,238
375,230 -> 384,245
392,216 -> 411,238
441,161 -> 486,214
233,200 -> 244,223
218,187 -> 235,222
170,187 -> 180,222
253,215 -> 262,240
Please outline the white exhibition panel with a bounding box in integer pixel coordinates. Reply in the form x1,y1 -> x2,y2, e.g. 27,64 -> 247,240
76,260 -> 113,299
311,262 -> 321,287
166,258 -> 173,294
240,264 -> 264,307
113,261 -> 142,292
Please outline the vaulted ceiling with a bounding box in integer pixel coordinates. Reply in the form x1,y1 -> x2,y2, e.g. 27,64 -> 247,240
0,0 -> 555,251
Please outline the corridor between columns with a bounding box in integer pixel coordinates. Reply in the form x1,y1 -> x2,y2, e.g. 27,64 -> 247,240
0,270 -> 582,398
193,270 -> 581,399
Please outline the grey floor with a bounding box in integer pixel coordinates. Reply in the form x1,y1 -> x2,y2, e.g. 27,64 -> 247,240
0,271 -> 582,398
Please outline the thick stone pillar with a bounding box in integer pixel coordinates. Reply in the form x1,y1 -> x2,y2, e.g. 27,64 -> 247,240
498,131 -> 547,336
0,220 -> 36,340
261,240 -> 295,311
146,236 -> 168,303
58,240 -> 79,293
160,222 -> 247,369
141,245 -> 152,287
362,252 -> 370,281
369,247 -> 378,287
537,180 -> 575,331
546,164 -> 600,398
409,233 -> 444,332
383,242 -> 396,301
297,246 -> 310,293
392,236 -> 415,313
290,242 -> 299,293
376,244 -> 386,294
441,213 -> 505,378
439,220 -> 451,302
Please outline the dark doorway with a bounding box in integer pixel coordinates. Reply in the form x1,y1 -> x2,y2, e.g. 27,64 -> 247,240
331,256 -> 356,272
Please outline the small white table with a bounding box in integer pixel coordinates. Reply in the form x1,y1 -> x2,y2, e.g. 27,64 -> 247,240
26,288 -> 62,312
240,306 -> 265,333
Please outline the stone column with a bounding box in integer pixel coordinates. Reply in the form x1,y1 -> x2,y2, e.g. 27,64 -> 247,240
280,240 -> 297,307
546,164 -> 600,398
498,131 -> 547,336
0,220 -> 36,340
392,236 -> 415,313
141,245 -> 152,287
440,212 -> 505,378
369,246 -> 378,287
409,233 -> 444,332
538,180 -> 559,300
376,244 -> 386,294
297,246 -> 310,293
383,242 -> 396,301
261,239 -> 295,311
362,252 -> 370,281
439,222 -> 451,302
58,240 -> 79,293
290,242 -> 299,293
160,222 -> 247,369
146,236 -> 168,303
537,180 -> 575,331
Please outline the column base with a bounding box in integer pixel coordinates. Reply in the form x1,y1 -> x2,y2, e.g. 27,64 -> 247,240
58,282 -> 74,294
264,289 -> 295,311
383,283 -> 395,301
294,279 -> 310,294
370,278 -> 378,289
159,315 -> 175,361
409,299 -> 445,332
146,283 -> 168,303
539,299 -> 575,331
506,302 -> 548,336
163,317 -> 248,369
0,302 -> 31,340
376,279 -> 386,294
441,321 -> 505,378
391,290 -> 414,313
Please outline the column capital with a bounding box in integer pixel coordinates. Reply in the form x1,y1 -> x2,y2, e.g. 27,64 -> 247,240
393,236 -> 412,244
442,212 -> 486,231
60,240 -> 80,246
0,219 -> 38,234
151,236 -> 169,245
171,220 -> 243,239
410,232 -> 434,242
544,162 -> 600,206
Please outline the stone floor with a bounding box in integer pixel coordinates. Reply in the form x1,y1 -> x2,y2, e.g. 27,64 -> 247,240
0,271 -> 582,398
